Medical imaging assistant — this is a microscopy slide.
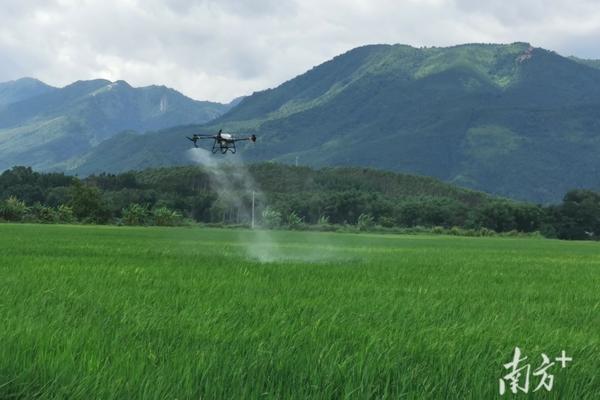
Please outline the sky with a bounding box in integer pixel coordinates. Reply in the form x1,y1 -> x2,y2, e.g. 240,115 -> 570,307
2,0 -> 600,103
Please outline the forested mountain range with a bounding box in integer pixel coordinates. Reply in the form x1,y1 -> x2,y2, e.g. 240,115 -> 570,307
0,78 -> 236,171
70,43 -> 600,203
3,43 -> 600,203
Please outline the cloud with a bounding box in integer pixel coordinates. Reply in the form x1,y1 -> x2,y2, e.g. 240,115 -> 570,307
1,0 -> 599,102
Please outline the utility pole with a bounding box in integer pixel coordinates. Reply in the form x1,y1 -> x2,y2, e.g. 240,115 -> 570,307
251,190 -> 255,229
295,156 -> 299,167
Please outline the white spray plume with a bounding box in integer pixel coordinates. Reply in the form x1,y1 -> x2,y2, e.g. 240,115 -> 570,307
186,148 -> 349,263
187,147 -> 283,262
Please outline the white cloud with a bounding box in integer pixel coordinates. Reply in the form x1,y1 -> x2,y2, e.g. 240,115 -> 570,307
1,0 -> 599,102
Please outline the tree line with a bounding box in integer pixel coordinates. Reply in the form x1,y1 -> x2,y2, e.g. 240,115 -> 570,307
0,164 -> 598,240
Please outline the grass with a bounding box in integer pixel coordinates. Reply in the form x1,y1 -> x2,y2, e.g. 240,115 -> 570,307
0,224 -> 599,399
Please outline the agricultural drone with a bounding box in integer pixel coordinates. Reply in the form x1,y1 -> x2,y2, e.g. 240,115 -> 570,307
186,129 -> 257,154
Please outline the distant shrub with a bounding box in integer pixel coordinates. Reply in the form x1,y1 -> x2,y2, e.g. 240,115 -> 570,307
318,215 -> 330,226
314,216 -> 337,232
379,216 -> 396,228
316,225 -> 338,232
463,229 -> 479,237
449,226 -> 462,236
357,213 -> 375,231
153,206 -> 183,226
539,224 -> 558,239
529,231 -> 545,239
477,227 -> 496,237
122,203 -> 150,226
432,226 -> 445,234
338,224 -> 359,233
30,203 -> 58,224
287,211 -> 303,230
0,197 -> 29,221
56,205 -> 75,223
203,222 -> 225,229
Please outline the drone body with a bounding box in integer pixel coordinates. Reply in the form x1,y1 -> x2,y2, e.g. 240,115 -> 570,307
186,129 -> 256,154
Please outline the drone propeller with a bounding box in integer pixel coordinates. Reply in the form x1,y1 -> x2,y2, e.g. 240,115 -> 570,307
186,136 -> 199,148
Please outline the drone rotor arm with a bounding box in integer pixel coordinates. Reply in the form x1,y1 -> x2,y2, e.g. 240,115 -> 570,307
194,135 -> 217,139
232,135 -> 257,142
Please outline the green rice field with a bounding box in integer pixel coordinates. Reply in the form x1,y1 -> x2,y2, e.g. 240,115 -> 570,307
1,224 -> 599,399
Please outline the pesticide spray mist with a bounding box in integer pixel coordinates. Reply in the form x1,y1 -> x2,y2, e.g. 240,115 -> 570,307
187,148 -> 284,262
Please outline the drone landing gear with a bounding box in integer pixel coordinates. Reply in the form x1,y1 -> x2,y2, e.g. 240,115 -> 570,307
211,140 -> 236,154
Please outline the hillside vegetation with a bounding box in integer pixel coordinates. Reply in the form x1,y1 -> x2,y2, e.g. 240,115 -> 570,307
0,77 -> 55,106
2,164 -> 599,240
0,79 -> 235,171
73,43 -> 600,203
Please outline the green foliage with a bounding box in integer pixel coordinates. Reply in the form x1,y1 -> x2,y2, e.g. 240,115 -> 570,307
122,204 -> 150,226
474,201 -> 543,233
152,206 -> 183,226
0,196 -> 28,221
1,164 -> 598,240
0,79 -> 234,172
28,203 -> 58,224
552,190 -> 600,240
314,215 -> 336,231
68,182 -> 110,224
56,205 -> 75,224
0,197 -> 75,224
69,43 -> 600,203
432,226 -> 445,234
357,213 -> 375,231
286,211 -> 303,229
378,216 -> 396,228
317,215 -> 330,225
0,166 -> 73,205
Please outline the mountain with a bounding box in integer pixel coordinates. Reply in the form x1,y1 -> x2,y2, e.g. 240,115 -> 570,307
0,79 -> 235,171
0,78 -> 56,106
569,56 -> 600,70
66,44 -> 600,202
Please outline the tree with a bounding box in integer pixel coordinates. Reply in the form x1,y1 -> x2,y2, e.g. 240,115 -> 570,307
68,182 -> 111,223
554,190 -> 600,240
474,201 -> 517,232
512,203 -> 543,232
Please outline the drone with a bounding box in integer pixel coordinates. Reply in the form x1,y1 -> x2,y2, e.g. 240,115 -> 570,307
186,129 -> 256,154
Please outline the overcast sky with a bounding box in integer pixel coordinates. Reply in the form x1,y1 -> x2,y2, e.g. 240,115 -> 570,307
2,0 -> 600,102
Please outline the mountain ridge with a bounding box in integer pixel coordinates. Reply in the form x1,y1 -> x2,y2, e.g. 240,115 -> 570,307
4,42 -> 600,203
0,77 -> 56,107
0,78 -> 237,171
70,42 -> 600,203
